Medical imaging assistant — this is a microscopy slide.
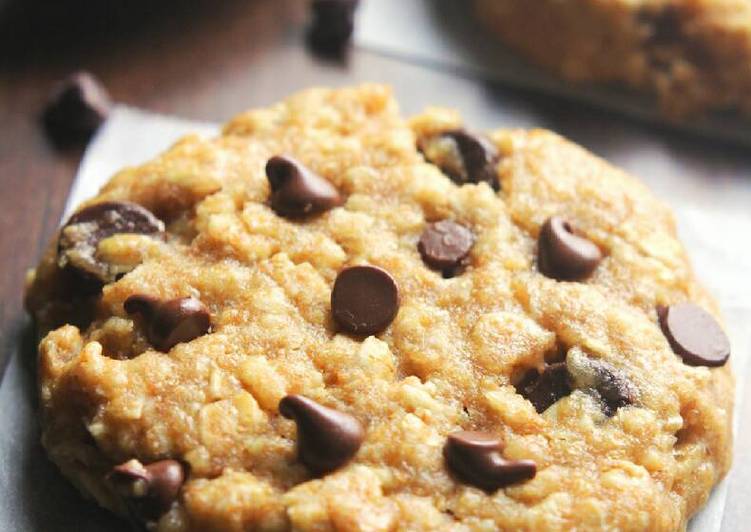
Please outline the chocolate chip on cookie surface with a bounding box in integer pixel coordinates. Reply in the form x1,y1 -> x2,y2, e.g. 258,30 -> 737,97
444,431 -> 536,492
58,201 -> 164,287
266,155 -> 343,217
516,362 -> 572,413
418,220 -> 474,276
419,129 -> 500,189
331,265 -> 399,335
566,348 -> 637,417
658,303 -> 731,367
109,459 -> 185,522
279,394 -> 364,475
537,216 -> 602,281
25,85 -> 733,531
124,295 -> 211,352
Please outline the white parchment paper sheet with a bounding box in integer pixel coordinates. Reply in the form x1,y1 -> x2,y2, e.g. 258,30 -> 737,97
60,106 -> 749,531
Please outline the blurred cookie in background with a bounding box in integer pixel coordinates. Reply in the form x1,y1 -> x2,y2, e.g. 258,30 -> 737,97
474,0 -> 751,118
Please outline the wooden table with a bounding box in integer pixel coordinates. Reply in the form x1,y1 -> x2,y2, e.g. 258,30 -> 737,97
1,0 -> 749,529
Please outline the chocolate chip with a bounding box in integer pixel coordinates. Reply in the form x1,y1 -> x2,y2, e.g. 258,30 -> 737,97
279,394 -> 364,475
266,155 -> 343,218
419,129 -> 500,189
537,216 -> 602,281
593,368 -> 636,416
109,459 -> 185,521
639,6 -> 682,47
124,295 -> 211,352
42,71 -> 111,145
57,201 -> 164,288
516,362 -> 572,413
331,265 -> 399,336
418,220 -> 474,277
443,431 -> 536,492
658,303 -> 730,367
308,0 -> 360,56
566,349 -> 636,416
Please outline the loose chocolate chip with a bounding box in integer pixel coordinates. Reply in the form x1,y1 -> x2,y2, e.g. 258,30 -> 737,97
419,129 -> 500,189
566,349 -> 636,417
418,220 -> 474,276
658,303 -> 730,367
124,295 -> 211,352
444,431 -> 536,492
109,459 -> 185,521
331,265 -> 399,336
42,71 -> 111,145
516,362 -> 572,413
58,201 -> 164,289
537,216 -> 602,281
266,155 -> 343,217
279,394 -> 364,475
308,0 -> 360,56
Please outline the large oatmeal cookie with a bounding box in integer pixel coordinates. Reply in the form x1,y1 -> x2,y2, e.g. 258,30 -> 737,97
25,85 -> 733,531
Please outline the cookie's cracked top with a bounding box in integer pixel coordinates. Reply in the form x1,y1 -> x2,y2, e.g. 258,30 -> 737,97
25,85 -> 733,531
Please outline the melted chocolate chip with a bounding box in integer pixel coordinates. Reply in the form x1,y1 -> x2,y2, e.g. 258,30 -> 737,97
124,295 -> 211,352
658,303 -> 730,367
43,71 -> 111,145
566,349 -> 636,417
537,216 -> 602,281
419,129 -> 500,189
516,362 -> 572,413
57,201 -> 164,288
279,394 -> 364,475
266,155 -> 343,217
594,368 -> 636,416
308,0 -> 360,56
418,220 -> 474,276
109,459 -> 185,521
444,431 -> 536,492
331,265 -> 399,336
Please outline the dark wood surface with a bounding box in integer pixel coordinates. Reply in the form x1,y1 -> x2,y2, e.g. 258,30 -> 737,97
1,0 -> 749,529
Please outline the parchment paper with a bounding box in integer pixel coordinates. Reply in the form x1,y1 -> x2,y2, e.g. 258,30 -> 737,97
0,105 -> 747,530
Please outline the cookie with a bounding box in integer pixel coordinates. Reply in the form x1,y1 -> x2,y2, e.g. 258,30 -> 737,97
25,85 -> 733,531
474,0 -> 751,118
